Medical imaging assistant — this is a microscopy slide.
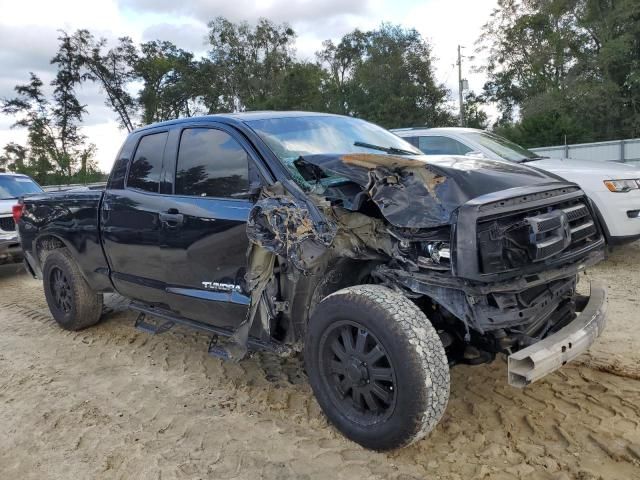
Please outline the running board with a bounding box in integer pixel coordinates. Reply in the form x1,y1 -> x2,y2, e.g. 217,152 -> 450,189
129,303 -> 291,356
208,336 -> 232,361
134,312 -> 175,335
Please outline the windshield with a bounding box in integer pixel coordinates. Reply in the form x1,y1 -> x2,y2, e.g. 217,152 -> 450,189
0,175 -> 43,200
468,132 -> 542,162
246,115 -> 422,186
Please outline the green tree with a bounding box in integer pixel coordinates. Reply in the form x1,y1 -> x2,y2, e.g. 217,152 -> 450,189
1,33 -> 100,185
204,17 -> 296,112
318,24 -> 454,128
2,73 -> 59,183
0,143 -> 28,174
316,31 -> 367,114
573,0 -> 640,139
463,92 -> 490,129
477,0 -> 640,146
136,40 -> 206,123
69,30 -> 210,129
258,62 -> 328,111
51,31 -> 93,178
477,0 -> 580,123
55,20 -> 457,133
69,30 -> 139,132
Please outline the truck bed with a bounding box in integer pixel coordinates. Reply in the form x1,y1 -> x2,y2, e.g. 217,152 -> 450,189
20,190 -> 113,292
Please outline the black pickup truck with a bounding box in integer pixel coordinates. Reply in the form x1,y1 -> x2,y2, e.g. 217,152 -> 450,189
16,112 -> 607,450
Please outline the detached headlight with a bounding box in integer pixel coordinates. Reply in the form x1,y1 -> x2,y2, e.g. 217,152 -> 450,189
604,179 -> 640,193
417,242 -> 450,269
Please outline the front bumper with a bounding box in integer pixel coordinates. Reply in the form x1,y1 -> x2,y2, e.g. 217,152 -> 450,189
508,281 -> 607,387
0,232 -> 22,264
591,189 -> 640,239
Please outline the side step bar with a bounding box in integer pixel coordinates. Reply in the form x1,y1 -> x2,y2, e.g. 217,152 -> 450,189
129,303 -> 291,357
134,312 -> 175,335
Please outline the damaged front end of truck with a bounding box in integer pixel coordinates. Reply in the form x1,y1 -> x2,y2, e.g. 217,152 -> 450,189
232,153 -> 607,387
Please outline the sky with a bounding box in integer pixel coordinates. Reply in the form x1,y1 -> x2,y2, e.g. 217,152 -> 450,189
0,0 -> 498,173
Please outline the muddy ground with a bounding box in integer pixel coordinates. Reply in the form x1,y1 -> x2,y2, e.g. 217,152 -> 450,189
0,243 -> 639,480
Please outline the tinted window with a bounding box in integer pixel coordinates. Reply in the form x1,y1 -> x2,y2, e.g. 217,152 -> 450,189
418,136 -> 473,155
127,132 -> 168,192
403,136 -> 420,148
176,128 -> 249,198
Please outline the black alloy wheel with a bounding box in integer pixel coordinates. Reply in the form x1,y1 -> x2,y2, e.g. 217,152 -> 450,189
42,248 -> 103,331
50,266 -> 73,313
319,320 -> 397,424
305,284 -> 450,450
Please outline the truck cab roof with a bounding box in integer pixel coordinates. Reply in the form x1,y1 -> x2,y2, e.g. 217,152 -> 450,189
132,111 -> 343,134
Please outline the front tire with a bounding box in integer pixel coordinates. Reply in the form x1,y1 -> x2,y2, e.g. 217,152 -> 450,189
42,248 -> 103,331
305,284 -> 450,450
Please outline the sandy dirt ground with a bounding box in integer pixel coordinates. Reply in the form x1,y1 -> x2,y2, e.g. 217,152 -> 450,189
0,244 -> 639,479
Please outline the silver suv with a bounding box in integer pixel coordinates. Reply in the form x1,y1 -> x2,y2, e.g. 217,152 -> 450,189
0,173 -> 43,264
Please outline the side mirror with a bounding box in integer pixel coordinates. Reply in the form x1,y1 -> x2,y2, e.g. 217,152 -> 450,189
465,151 -> 486,159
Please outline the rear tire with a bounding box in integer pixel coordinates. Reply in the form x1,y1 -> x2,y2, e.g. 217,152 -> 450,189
305,284 -> 450,450
42,248 -> 103,331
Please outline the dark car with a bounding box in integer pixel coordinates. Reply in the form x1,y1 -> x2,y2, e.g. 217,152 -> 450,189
16,112 -> 607,450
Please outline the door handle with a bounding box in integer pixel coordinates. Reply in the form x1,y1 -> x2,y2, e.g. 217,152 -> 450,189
159,209 -> 184,227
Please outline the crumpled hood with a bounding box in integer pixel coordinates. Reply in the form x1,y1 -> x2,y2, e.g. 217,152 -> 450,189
295,153 -> 571,228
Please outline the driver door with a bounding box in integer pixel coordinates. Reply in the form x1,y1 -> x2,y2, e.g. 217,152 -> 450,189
158,124 -> 263,329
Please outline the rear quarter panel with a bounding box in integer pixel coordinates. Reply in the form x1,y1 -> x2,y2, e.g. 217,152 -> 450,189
20,190 -> 113,292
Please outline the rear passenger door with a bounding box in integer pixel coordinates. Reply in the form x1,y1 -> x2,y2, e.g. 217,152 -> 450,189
102,130 -> 178,304
160,124 -> 261,329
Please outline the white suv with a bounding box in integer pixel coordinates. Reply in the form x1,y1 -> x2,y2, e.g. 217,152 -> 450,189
0,173 -> 43,264
393,127 -> 640,245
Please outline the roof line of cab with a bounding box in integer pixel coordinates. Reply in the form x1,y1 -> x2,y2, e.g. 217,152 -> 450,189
131,111 -> 343,135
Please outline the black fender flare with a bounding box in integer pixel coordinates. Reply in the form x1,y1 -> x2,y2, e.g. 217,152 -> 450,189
286,258 -> 379,342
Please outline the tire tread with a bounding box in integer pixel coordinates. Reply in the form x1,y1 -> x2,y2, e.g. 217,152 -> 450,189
42,248 -> 103,331
312,284 -> 450,449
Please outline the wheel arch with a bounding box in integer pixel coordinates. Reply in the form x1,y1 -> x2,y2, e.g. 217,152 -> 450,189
587,196 -> 612,244
33,233 -> 70,273
287,258 -> 380,342
33,233 -> 109,291
309,259 -> 379,313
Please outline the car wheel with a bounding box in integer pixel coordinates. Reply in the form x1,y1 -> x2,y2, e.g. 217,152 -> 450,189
42,248 -> 103,331
305,284 -> 450,450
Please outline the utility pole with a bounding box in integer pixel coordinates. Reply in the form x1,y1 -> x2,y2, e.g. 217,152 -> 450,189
457,45 -> 465,127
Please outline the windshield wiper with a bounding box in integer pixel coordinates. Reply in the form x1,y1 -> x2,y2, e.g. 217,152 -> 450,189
354,141 -> 418,156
